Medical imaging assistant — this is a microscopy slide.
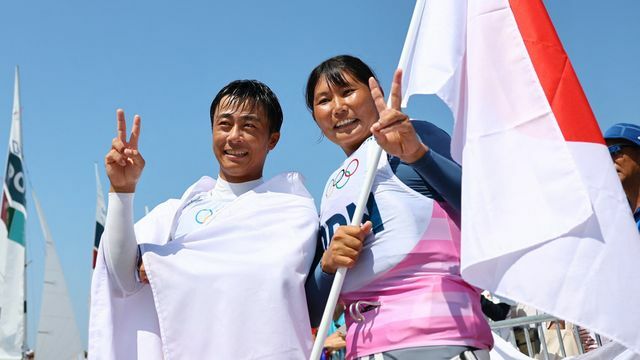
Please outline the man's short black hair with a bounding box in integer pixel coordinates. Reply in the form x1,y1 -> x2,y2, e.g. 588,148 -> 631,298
210,80 -> 283,134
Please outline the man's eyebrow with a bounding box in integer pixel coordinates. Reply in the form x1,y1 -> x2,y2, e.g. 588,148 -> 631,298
239,114 -> 259,120
216,112 -> 261,122
216,112 -> 234,119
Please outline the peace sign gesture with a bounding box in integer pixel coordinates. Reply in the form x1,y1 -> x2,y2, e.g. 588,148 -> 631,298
105,109 -> 145,193
369,69 -> 428,164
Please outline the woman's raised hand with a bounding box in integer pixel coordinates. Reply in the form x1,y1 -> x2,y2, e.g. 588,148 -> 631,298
105,109 -> 145,193
369,69 -> 428,164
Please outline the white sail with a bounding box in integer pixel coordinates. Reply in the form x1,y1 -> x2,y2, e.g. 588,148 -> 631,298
92,164 -> 106,269
0,67 -> 27,360
33,191 -> 83,360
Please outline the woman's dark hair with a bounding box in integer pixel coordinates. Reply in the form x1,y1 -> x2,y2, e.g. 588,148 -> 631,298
210,80 -> 283,133
305,55 -> 379,114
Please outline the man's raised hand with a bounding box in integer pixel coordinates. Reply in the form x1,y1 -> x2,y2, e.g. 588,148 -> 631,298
105,109 -> 145,193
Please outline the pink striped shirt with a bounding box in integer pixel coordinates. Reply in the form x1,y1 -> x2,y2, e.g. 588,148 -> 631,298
319,139 -> 493,359
341,203 -> 493,358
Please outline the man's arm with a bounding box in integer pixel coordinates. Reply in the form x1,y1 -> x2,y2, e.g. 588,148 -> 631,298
102,192 -> 142,296
102,109 -> 146,296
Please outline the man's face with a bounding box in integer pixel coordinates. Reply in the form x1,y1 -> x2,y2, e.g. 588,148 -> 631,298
606,139 -> 640,187
212,96 -> 280,183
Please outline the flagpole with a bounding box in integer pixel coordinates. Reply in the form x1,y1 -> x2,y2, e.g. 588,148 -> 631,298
312,7 -> 441,357
310,12 -> 414,353
309,105 -> 388,360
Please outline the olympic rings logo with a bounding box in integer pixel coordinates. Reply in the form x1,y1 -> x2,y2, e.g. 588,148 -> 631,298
326,158 -> 359,197
195,208 -> 214,224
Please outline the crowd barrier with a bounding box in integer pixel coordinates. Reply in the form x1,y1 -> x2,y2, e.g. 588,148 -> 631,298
490,314 -> 605,359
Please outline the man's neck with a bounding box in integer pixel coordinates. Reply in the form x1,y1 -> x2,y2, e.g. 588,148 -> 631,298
624,184 -> 640,213
214,176 -> 263,199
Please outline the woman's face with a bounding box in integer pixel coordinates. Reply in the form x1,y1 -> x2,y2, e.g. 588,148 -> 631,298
312,71 -> 379,155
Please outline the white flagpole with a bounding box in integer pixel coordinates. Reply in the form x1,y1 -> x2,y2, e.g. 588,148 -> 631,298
309,104 -> 388,360
309,4 -> 424,348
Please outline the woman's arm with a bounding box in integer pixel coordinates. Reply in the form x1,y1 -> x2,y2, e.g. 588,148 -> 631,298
305,222 -> 370,327
403,120 -> 462,214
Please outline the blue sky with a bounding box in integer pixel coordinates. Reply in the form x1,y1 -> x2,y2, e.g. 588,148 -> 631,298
0,0 -> 638,349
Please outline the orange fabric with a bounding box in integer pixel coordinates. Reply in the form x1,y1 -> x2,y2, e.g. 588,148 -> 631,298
509,0 -> 604,144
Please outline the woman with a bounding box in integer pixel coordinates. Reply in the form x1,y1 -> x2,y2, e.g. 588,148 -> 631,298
305,55 -> 493,359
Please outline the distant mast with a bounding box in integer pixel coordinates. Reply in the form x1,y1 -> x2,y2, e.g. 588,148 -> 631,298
0,66 -> 28,359
93,163 -> 106,268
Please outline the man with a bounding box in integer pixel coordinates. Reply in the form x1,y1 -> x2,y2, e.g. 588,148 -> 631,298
571,122 -> 640,353
604,122 -> 640,231
89,80 -> 318,359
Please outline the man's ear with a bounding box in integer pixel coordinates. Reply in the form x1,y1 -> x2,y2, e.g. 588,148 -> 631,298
268,132 -> 280,150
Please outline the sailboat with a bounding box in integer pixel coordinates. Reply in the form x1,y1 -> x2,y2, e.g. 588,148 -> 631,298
0,68 -> 84,359
0,67 -> 28,360
32,192 -> 84,360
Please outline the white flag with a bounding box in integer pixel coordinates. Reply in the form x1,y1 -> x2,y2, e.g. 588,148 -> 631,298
399,0 -> 640,354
